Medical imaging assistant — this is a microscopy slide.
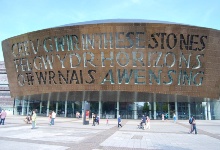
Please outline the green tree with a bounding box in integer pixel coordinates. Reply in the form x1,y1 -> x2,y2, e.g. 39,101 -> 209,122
142,102 -> 149,113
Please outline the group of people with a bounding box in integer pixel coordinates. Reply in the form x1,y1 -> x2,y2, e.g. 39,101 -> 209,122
92,113 -> 99,126
117,114 -> 150,130
138,115 -> 150,130
22,110 -> 198,134
0,109 -> 7,125
24,110 -> 56,129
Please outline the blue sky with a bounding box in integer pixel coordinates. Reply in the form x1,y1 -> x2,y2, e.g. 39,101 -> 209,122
0,0 -> 219,61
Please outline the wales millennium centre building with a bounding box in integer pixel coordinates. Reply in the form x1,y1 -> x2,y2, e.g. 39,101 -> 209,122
1,19 -> 220,120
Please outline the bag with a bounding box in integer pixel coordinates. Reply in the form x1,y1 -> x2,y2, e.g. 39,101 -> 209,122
189,118 -> 193,124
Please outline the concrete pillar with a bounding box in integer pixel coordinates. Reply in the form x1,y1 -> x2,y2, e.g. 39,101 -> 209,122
175,94 -> 178,120
133,92 -> 138,119
82,91 -> 85,120
98,100 -> 102,119
64,92 -> 69,118
56,102 -> 58,114
133,102 -> 137,119
22,100 -> 25,116
204,102 -> 208,120
14,99 -> 18,115
82,101 -> 85,120
168,103 -> 170,119
98,91 -> 102,118
167,95 -> 170,119
72,103 -> 75,117
117,91 -> 120,118
64,100 -> 67,117
27,100 -> 30,115
153,93 -> 156,120
149,102 -> 152,119
117,101 -> 119,118
46,100 -> 50,117
39,102 -> 42,114
188,96 -> 191,119
188,103 -> 191,119
207,100 -> 211,120
154,102 -> 156,120
213,100 -> 220,119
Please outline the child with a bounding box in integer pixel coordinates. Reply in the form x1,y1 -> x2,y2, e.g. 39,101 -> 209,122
24,115 -> 31,124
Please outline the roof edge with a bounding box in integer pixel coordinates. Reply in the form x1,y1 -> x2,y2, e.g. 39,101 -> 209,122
55,19 -> 187,28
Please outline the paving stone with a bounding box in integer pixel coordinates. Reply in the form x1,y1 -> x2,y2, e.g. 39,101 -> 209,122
0,116 -> 220,150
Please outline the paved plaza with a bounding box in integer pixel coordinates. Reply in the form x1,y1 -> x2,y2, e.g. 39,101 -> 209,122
0,116 -> 220,150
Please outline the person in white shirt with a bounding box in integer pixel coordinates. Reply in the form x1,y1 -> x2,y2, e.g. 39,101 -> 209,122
50,111 -> 56,125
146,116 -> 150,129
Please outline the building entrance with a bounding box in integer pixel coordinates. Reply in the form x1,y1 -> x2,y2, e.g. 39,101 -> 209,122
13,94 -> 220,120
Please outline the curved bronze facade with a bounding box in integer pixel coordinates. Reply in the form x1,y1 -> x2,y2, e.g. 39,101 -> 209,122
2,20 -> 220,99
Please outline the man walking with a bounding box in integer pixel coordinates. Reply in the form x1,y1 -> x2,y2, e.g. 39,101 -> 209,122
0,109 -> 7,125
118,115 -> 122,127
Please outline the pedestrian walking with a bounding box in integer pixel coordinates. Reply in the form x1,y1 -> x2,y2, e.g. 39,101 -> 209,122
92,113 -> 96,126
190,118 -> 197,134
31,110 -> 37,129
173,113 -> 176,123
118,115 -> 122,127
188,116 -> 193,133
162,114 -> 164,121
165,113 -> 168,120
49,111 -> 52,125
76,111 -> 80,119
96,115 -> 100,125
51,111 -> 56,125
0,109 -> 7,125
146,116 -> 150,129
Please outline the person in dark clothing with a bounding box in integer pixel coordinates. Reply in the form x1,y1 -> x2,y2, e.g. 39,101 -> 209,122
188,116 -> 193,133
92,113 -> 96,126
165,113 -> 168,120
96,115 -> 99,125
118,115 -> 122,127
140,115 -> 146,129
190,118 -> 197,134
